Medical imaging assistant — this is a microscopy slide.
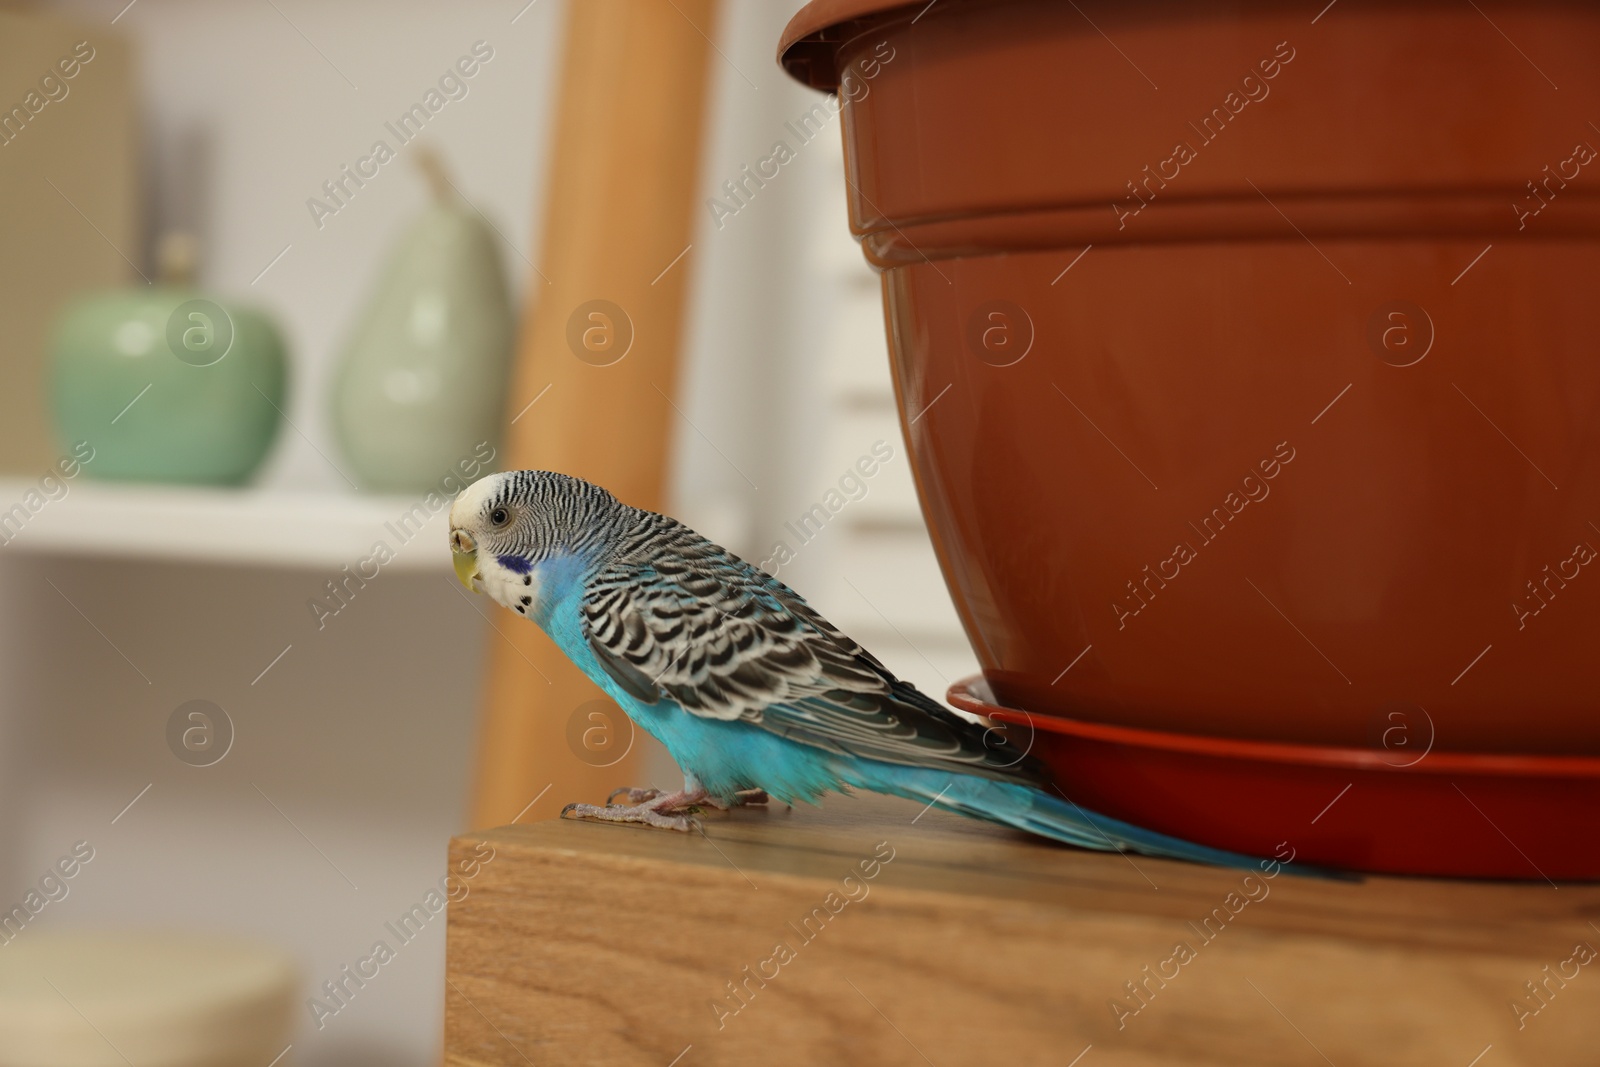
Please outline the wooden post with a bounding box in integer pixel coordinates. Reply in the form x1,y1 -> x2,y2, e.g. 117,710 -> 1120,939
467,0 -> 720,830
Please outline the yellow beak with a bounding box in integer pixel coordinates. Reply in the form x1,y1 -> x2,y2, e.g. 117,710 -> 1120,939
449,527 -> 483,592
452,547 -> 480,592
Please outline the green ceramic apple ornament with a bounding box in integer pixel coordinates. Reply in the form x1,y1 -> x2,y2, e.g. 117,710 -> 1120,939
330,150 -> 515,492
49,234 -> 289,485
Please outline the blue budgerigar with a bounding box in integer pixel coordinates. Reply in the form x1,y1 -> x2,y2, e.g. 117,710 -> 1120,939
447,469 -> 1282,871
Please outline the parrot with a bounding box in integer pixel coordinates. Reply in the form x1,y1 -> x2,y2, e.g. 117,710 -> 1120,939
447,469 -> 1308,872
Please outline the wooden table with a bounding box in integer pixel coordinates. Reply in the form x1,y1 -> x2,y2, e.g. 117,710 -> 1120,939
444,795 -> 1598,1066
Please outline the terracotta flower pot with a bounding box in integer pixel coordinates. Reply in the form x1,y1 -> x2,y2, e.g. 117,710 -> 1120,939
781,0 -> 1600,759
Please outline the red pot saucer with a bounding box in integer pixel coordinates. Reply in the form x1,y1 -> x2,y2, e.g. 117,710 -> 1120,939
948,676 -> 1600,881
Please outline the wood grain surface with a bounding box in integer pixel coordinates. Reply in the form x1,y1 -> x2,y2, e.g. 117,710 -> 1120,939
445,794 -> 1600,1066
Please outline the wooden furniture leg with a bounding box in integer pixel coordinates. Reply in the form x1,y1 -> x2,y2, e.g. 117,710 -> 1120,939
468,0 -> 720,830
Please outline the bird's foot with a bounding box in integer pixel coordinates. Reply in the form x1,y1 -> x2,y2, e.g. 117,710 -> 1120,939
603,785 -> 770,811
561,799 -> 695,832
564,787 -> 729,831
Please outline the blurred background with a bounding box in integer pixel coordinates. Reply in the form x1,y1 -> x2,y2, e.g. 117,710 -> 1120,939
0,0 -> 975,1062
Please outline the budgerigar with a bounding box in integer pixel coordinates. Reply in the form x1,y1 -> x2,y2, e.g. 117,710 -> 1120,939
448,469 -> 1285,871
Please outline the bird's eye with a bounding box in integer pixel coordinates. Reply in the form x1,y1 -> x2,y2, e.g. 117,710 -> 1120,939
489,507 -> 510,526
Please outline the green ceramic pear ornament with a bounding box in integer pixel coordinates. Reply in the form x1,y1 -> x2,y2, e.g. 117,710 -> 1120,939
330,150 -> 515,492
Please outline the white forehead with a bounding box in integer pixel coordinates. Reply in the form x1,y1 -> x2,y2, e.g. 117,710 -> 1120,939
449,472 -> 508,529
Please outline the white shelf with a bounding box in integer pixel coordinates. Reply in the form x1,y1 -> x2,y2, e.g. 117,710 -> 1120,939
0,480 -> 454,571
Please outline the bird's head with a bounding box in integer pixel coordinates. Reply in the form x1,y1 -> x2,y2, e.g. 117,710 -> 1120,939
448,470 -> 623,616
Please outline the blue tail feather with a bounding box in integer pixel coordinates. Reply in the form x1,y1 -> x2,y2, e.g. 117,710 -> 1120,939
847,763 -> 1351,879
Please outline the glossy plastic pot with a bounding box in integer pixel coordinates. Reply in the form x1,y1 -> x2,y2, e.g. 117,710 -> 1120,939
782,0 -> 1600,757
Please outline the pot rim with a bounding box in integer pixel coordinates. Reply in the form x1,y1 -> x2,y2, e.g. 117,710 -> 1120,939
948,675 -> 1600,778
778,0 -> 932,90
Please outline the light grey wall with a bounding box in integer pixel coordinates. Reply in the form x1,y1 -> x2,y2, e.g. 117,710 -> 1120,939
670,1 -> 832,555
7,2 -> 565,1062
0,3 -> 974,1064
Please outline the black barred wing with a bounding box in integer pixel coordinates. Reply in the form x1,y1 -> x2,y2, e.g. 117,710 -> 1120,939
579,520 -> 1047,785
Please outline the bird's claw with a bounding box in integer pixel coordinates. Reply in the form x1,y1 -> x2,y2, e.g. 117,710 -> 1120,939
565,787 -> 773,831
561,801 -> 694,832
602,785 -> 770,811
